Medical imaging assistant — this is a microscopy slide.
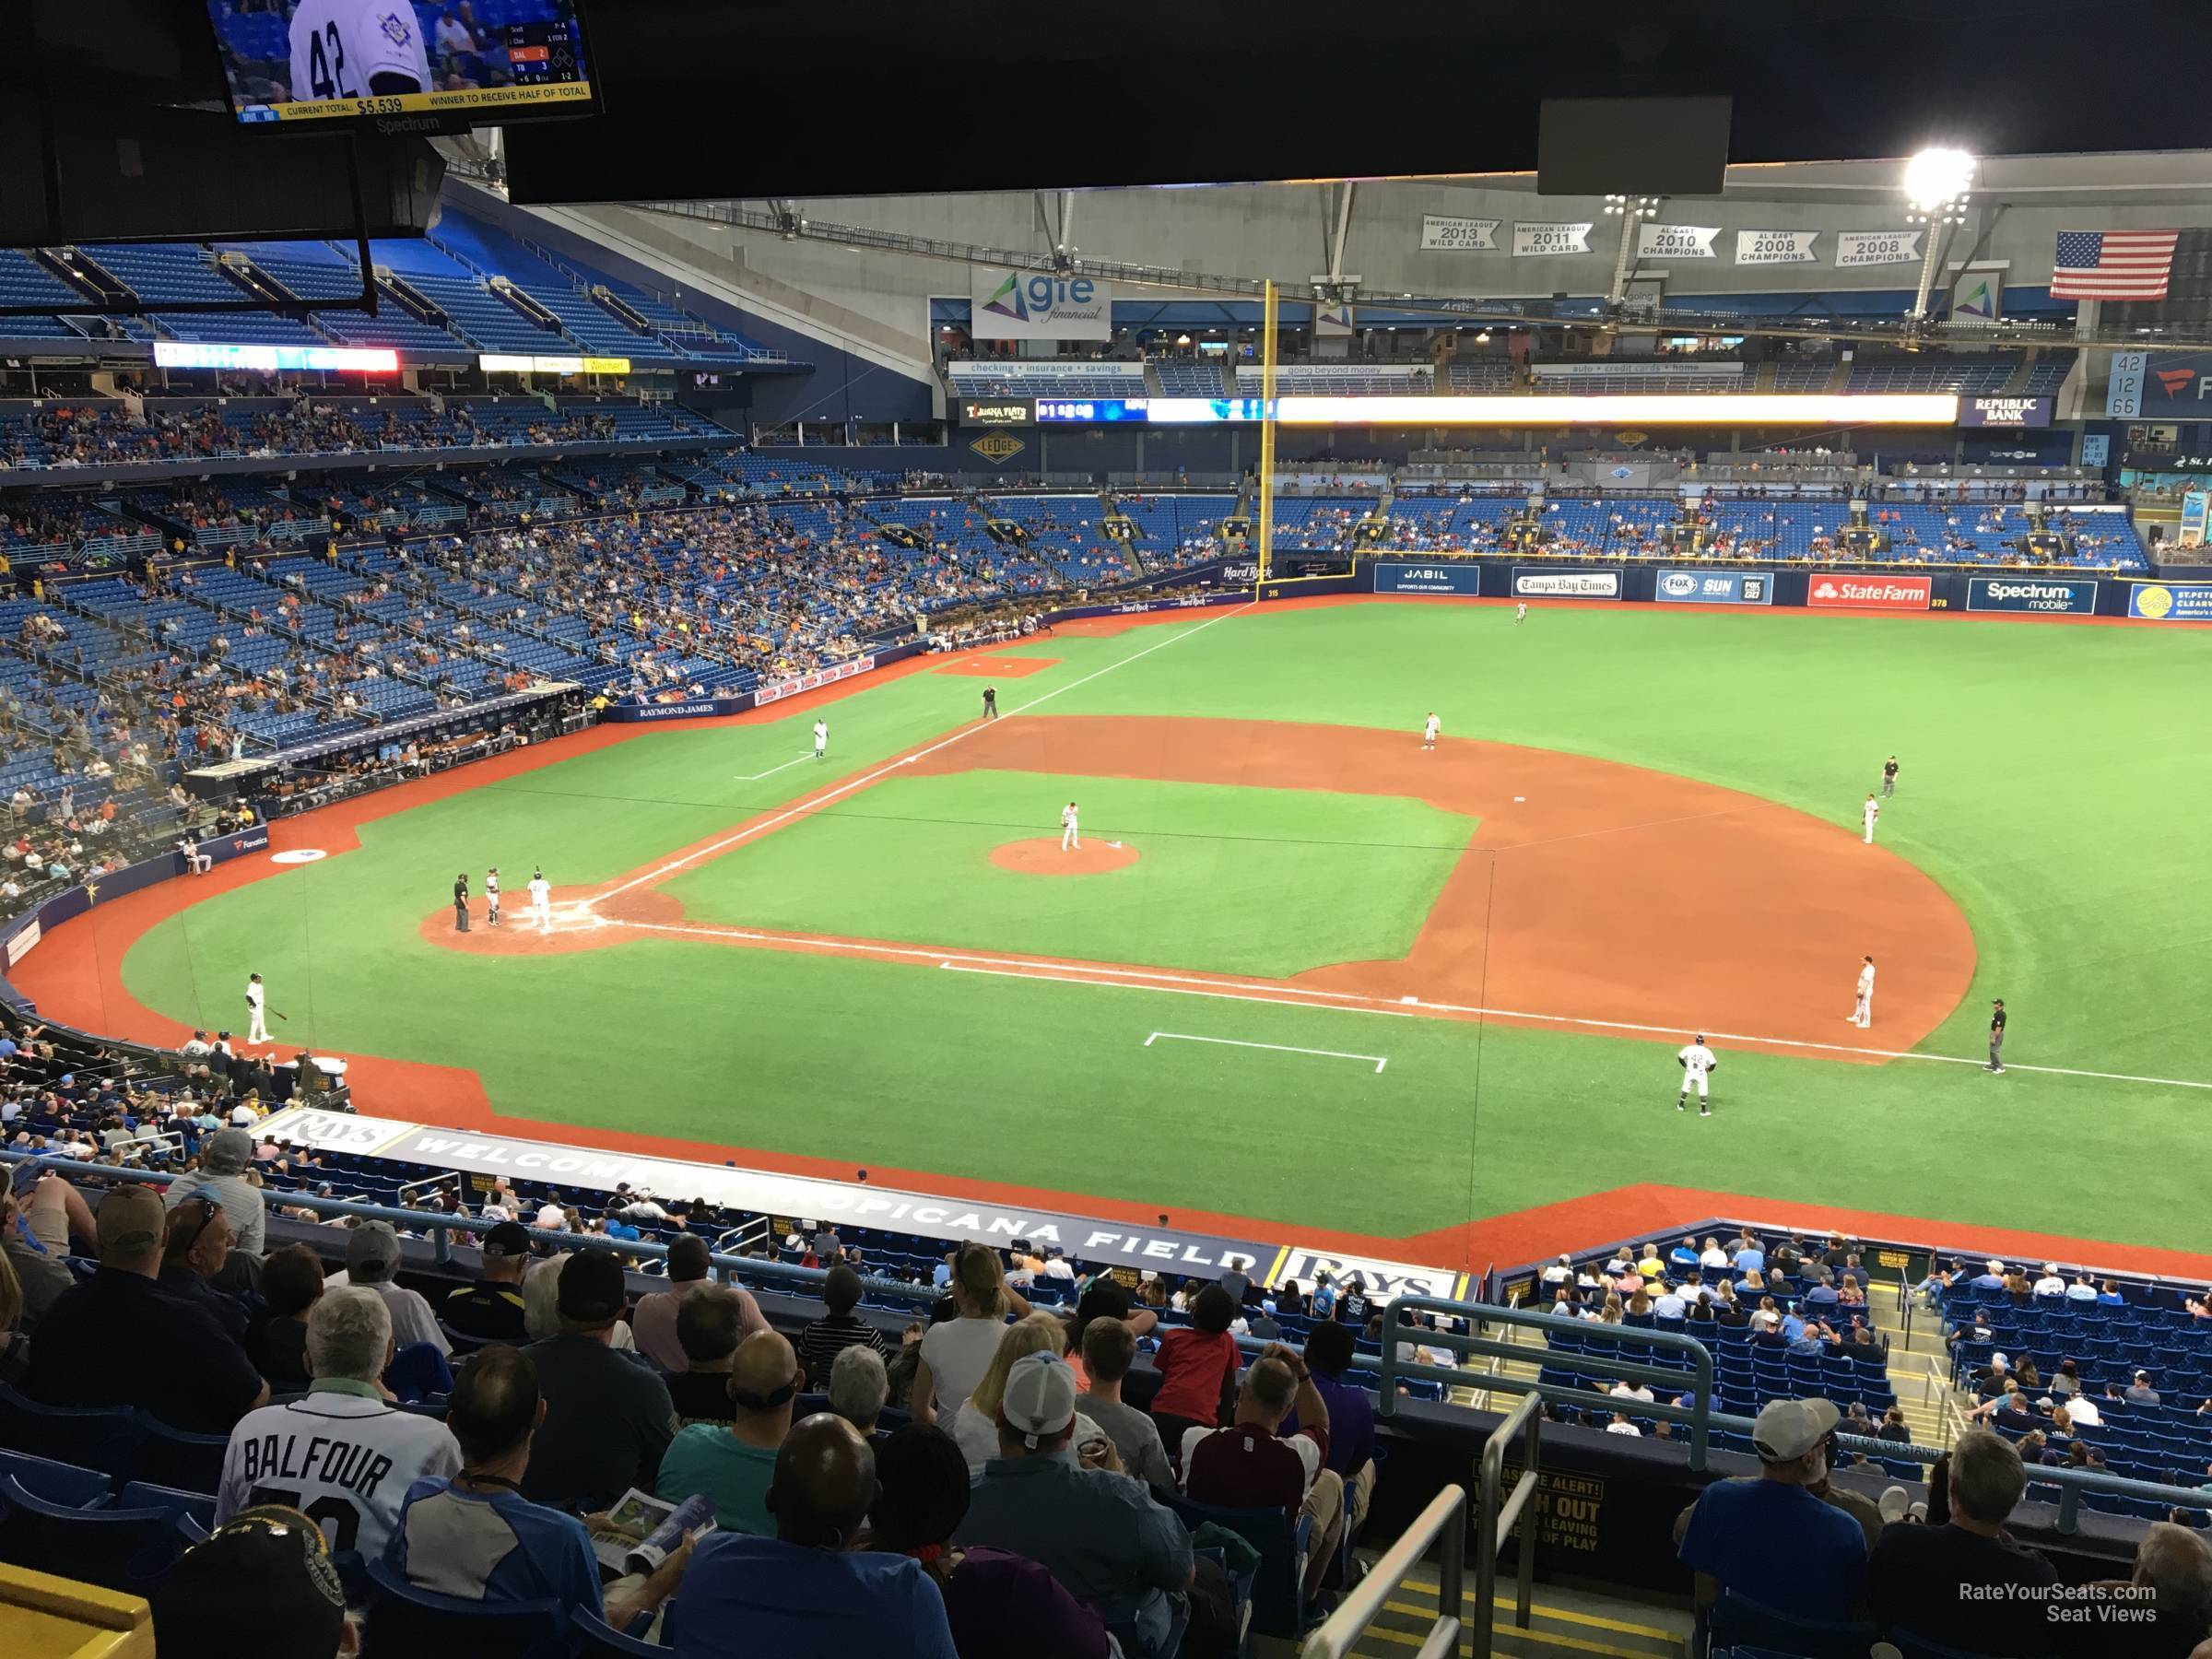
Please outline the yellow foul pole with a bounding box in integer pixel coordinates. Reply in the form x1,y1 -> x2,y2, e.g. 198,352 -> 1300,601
1256,278 -> 1277,589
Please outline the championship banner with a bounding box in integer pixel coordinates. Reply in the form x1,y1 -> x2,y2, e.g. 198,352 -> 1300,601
1735,229 -> 1818,266
1420,216 -> 1500,252
1314,303 -> 1355,338
1836,230 -> 1922,269
1806,572 -> 1932,612
969,268 -> 1112,341
1636,223 -> 1718,261
2181,491 -> 2208,548
1512,222 -> 1593,257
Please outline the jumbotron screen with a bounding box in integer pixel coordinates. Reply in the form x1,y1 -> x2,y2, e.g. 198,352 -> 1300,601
207,0 -> 596,128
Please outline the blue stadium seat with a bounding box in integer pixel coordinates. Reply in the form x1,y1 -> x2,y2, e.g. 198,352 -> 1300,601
1708,1590 -> 1878,1659
0,1473 -> 202,1591
0,1447 -> 111,1508
0,1382 -> 145,1480
119,1480 -> 219,1531
363,1557 -> 570,1658
1159,1487 -> 1313,1640
128,1409 -> 230,1493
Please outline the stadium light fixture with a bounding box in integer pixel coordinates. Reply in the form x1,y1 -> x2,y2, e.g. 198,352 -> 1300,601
1903,147 -> 1975,218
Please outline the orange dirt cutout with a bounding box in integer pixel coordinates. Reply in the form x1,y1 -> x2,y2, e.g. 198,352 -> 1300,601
933,655 -> 1055,678
989,837 -> 1140,875
419,713 -> 1973,1057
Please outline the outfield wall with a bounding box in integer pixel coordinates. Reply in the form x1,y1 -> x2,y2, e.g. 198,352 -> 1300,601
1348,559 -> 2212,620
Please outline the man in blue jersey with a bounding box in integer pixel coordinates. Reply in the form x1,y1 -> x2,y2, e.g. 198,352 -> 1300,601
387,1345 -> 689,1632
1677,1396 -> 1867,1625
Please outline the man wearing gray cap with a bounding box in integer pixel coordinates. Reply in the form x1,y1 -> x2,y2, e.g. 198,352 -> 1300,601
1677,1396 -> 1867,1622
164,1126 -> 266,1258
957,1351 -> 1194,1658
334,1220 -> 450,1356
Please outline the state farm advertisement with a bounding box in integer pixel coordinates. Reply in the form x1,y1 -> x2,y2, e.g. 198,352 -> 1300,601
1806,573 -> 1933,612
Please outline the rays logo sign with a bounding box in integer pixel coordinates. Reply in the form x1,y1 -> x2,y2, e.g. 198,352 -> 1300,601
970,268 -> 1113,341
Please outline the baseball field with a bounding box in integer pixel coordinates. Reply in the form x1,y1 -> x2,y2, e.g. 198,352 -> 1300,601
25,595 -> 2212,1272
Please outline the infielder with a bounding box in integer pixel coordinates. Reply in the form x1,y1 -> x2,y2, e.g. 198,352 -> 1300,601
485,865 -> 501,928
1515,602 -> 1528,626
246,972 -> 269,1045
527,866 -> 552,930
1881,755 -> 1900,797
1848,955 -> 1875,1029
814,719 -> 829,761
288,0 -> 433,103
1061,800 -> 1080,852
1422,711 -> 1441,750
1676,1035 -> 1717,1115
1861,793 -> 1880,845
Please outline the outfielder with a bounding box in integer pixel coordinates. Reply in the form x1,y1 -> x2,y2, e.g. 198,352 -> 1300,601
1060,800 -> 1080,852
1676,1034 -> 1717,1116
485,865 -> 501,928
1861,793 -> 1880,845
814,719 -> 829,761
1422,711 -> 1441,750
1848,955 -> 1875,1029
1515,602 -> 1528,626
246,972 -> 268,1045
527,867 -> 552,930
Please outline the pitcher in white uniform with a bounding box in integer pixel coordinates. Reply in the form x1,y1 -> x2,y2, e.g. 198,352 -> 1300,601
1060,801 -> 1080,852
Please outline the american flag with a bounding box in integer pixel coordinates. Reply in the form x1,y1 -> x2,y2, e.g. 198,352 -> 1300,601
2051,229 -> 2179,300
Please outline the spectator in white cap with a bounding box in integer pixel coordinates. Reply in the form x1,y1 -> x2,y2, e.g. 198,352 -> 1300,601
2030,1264 -> 2066,1298
956,1352 -> 1194,1657
1677,1397 -> 1867,1623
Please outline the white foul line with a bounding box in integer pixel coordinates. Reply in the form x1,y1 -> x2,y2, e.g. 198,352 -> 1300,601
937,961 -> 1415,1017
598,603 -> 1255,901
1147,1030 -> 1388,1072
601,918 -> 2210,1093
734,755 -> 815,782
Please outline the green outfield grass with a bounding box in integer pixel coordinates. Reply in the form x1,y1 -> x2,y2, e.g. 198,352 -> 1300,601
661,771 -> 1475,975
120,602 -> 2212,1251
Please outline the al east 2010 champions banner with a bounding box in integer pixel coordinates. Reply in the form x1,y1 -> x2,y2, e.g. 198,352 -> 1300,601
970,268 -> 1113,341
1635,223 -> 1718,260
1735,229 -> 1818,266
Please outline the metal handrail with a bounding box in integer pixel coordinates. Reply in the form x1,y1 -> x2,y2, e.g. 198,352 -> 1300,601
1297,1484 -> 1465,1659
1379,1296 -> 1715,1470
1475,1393 -> 1539,1656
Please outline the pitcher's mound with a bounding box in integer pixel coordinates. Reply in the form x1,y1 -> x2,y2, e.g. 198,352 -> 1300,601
990,838 -> 1139,876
